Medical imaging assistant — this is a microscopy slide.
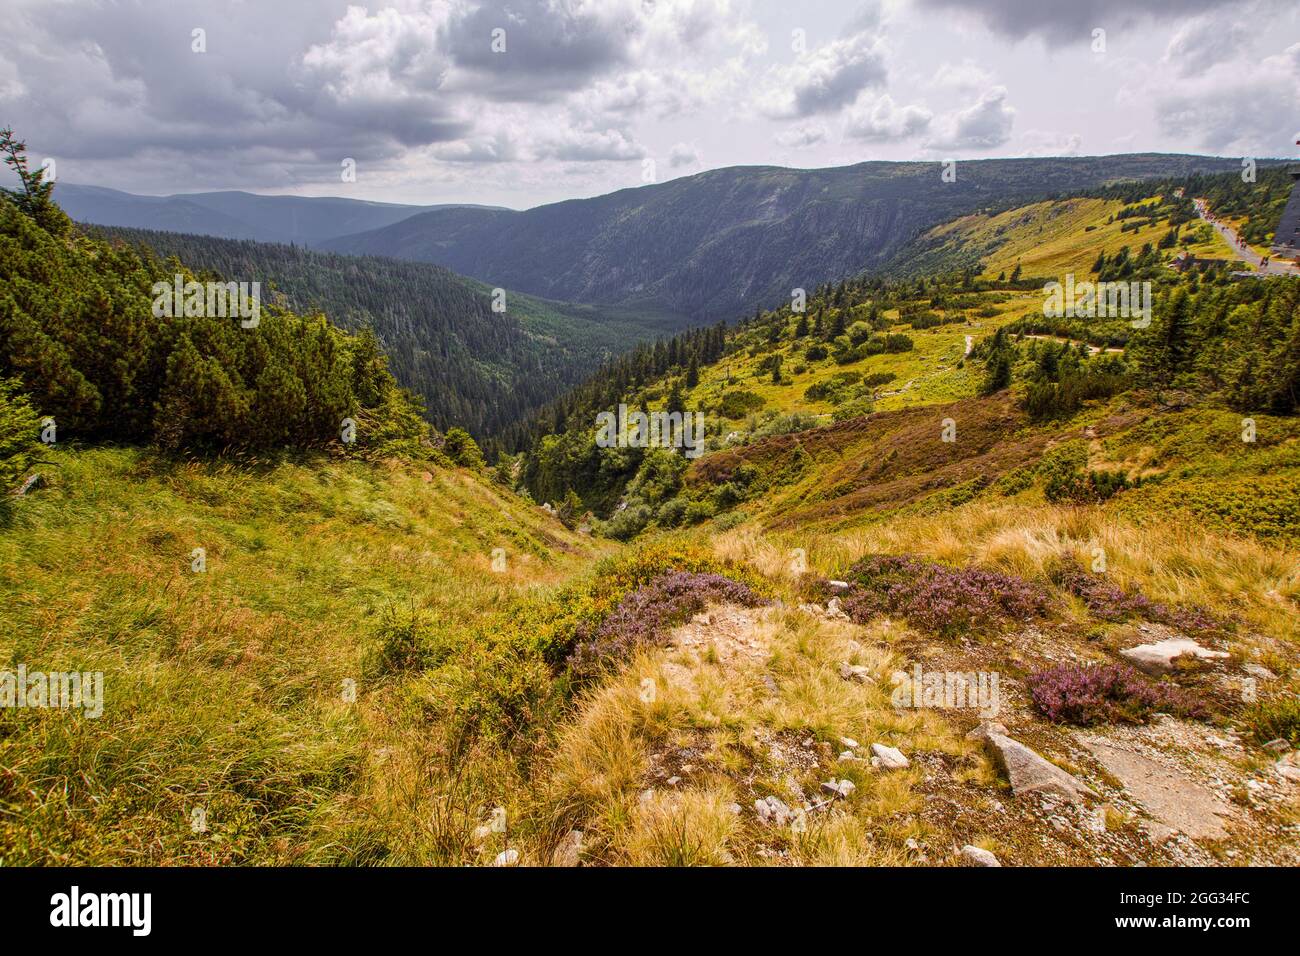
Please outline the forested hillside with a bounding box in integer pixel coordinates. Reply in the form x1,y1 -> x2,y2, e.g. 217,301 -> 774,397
509,183 -> 1300,542
88,226 -> 679,442
0,132 -> 431,463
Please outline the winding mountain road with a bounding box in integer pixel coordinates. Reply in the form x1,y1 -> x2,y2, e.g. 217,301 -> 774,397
1192,198 -> 1299,275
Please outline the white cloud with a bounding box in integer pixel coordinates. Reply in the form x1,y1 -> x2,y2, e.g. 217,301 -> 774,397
668,142 -> 702,168
844,94 -> 931,142
1154,42 -> 1300,153
929,61 -> 994,94
536,126 -> 645,162
927,86 -> 1015,149
757,29 -> 889,118
776,124 -> 828,148
912,0 -> 1229,45
1162,10 -> 1252,77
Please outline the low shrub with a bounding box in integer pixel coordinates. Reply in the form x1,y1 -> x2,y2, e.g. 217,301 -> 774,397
1027,663 -> 1208,725
840,554 -> 1051,637
1240,695 -> 1300,747
1047,557 -> 1228,635
718,390 -> 765,419
364,605 -> 459,678
567,570 -> 769,680
1043,467 -> 1131,503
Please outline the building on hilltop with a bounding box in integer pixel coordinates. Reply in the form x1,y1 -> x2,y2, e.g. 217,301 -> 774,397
1170,251 -> 1228,273
1271,164 -> 1300,259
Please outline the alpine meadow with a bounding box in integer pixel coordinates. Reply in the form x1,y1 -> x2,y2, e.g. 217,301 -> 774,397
2,0 -> 1299,933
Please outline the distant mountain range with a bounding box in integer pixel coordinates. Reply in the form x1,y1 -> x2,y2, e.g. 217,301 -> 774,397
54,183 -> 500,246
63,156 -> 1263,326
319,155 -> 1253,320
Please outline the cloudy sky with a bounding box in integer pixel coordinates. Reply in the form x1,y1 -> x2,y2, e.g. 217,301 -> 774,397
3,0 -> 1298,209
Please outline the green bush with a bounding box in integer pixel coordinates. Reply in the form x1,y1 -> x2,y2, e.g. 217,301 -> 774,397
0,378 -> 40,493
443,427 -> 485,469
718,390 -> 765,419
1044,467 -> 1131,503
1241,695 -> 1300,747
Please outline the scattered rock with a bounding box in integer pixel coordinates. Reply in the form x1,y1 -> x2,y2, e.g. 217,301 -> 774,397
1275,751 -> 1300,784
1119,637 -> 1228,674
965,721 -> 1009,741
983,732 -> 1096,803
839,751 -> 860,762
870,743 -> 910,770
419,471 -> 433,483
666,775 -> 681,786
1263,738 -> 1291,755
840,737 -> 860,750
960,845 -> 1001,867
827,580 -> 850,590
552,830 -> 583,867
825,597 -> 850,620
1243,663 -> 1278,681
755,796 -> 794,826
820,778 -> 856,798
492,849 -> 520,867
839,662 -> 874,683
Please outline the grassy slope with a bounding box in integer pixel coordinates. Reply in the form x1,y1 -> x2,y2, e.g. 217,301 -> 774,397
0,447 -> 610,864
910,196 -> 1246,280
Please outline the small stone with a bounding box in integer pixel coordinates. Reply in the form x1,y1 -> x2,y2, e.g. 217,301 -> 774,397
825,597 -> 850,620
840,663 -> 874,683
965,721 -> 1009,741
982,731 -> 1096,803
1243,663 -> 1277,681
960,845 -> 1000,867
755,796 -> 793,825
840,737 -> 860,750
727,803 -> 742,815
827,580 -> 850,590
1263,738 -> 1291,754
15,473 -> 44,495
639,789 -> 655,804
871,743 -> 910,770
666,776 -> 681,786
1275,751 -> 1300,783
820,778 -> 856,798
1120,637 -> 1228,674
839,751 -> 859,761
552,830 -> 583,867
492,849 -> 519,867
420,471 -> 433,483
